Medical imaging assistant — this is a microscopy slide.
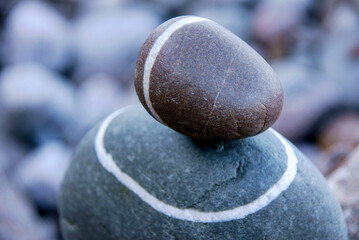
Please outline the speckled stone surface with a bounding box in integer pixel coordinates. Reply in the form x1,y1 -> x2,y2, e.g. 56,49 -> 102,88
59,106 -> 347,240
135,16 -> 283,140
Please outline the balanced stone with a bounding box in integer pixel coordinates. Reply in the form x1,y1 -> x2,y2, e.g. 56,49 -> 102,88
59,106 -> 347,240
135,16 -> 283,140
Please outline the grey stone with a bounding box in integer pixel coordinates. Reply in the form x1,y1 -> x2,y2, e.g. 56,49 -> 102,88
296,143 -> 325,173
271,57 -> 341,141
135,0 -> 188,11
0,63 -> 76,145
3,0 -> 72,71
320,29 -> 359,108
77,0 -> 127,12
73,7 -> 160,85
0,132 -> 28,173
75,73 -> 138,128
14,141 -> 72,210
60,106 -> 347,239
271,35 -> 359,141
0,63 -> 75,115
252,0 -> 311,43
188,3 -> 251,38
0,166 -> 56,240
77,0 -> 167,19
324,3 -> 359,35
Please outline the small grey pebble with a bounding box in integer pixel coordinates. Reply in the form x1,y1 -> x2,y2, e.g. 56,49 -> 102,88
0,63 -> 76,145
3,0 -> 72,71
14,141 -> 72,210
73,7 -> 160,84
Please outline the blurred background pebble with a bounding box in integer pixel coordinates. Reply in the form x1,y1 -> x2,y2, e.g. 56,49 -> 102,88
0,0 -> 358,239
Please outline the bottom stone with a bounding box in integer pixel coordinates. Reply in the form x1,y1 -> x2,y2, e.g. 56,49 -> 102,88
59,106 -> 347,240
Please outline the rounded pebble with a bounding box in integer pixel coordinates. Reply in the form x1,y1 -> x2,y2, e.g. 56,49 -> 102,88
59,106 -> 347,240
135,16 -> 283,140
3,0 -> 72,71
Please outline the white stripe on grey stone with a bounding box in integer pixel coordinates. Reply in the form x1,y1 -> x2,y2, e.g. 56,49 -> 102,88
142,16 -> 211,124
94,108 -> 298,222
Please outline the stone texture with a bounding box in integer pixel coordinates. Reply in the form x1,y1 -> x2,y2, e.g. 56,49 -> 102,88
135,16 -> 283,140
60,106 -> 347,240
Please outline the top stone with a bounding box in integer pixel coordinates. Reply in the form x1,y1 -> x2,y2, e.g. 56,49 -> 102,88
135,16 -> 283,140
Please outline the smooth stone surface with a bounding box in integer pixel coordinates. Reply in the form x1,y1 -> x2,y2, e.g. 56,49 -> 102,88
135,16 -> 283,140
60,106 -> 347,240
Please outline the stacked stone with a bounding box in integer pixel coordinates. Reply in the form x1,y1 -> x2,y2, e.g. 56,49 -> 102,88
59,16 -> 347,239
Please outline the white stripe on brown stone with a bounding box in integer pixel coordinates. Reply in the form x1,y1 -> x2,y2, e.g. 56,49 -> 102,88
142,16 -> 210,124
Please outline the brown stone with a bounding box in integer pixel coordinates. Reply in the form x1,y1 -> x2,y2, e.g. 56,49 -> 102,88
135,16 -> 283,140
318,112 -> 359,150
